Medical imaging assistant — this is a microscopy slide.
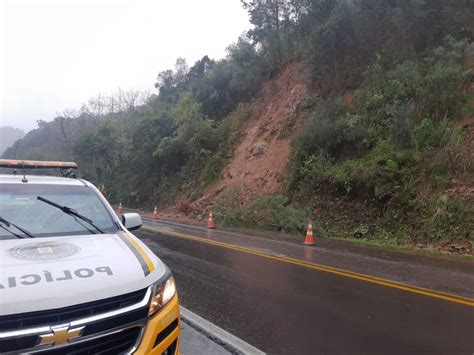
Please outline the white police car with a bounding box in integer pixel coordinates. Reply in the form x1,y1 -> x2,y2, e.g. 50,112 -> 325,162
0,159 -> 180,354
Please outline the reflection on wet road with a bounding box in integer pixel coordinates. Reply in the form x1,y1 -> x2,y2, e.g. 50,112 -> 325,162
137,229 -> 474,354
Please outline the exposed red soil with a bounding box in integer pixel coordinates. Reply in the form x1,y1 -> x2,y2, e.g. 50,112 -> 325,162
193,61 -> 311,208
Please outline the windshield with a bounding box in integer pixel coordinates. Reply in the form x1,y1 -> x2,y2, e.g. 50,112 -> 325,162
0,184 -> 118,239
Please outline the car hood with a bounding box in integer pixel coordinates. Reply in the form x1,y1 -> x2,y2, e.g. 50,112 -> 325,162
0,232 -> 165,316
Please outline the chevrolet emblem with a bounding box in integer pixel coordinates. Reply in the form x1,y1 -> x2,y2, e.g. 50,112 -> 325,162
39,325 -> 84,346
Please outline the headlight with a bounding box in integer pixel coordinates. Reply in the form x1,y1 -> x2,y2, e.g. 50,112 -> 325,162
148,276 -> 177,317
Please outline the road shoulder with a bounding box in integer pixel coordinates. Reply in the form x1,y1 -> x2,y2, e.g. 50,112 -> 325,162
180,307 -> 265,355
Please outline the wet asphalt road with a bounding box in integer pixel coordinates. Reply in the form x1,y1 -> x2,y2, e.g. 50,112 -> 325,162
136,229 -> 474,354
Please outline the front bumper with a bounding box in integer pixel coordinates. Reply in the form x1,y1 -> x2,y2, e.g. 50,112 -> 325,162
134,293 -> 180,354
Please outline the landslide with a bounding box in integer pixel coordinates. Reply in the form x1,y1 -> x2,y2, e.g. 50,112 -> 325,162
190,61 -> 311,209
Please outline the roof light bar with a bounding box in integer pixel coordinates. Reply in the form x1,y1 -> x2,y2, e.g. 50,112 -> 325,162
0,159 -> 78,169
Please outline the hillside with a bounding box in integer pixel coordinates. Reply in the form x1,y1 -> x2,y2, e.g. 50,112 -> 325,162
3,1 -> 473,253
0,126 -> 24,155
196,61 -> 310,206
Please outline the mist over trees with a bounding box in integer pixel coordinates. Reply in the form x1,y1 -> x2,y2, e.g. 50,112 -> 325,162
0,126 -> 24,155
3,0 -> 473,246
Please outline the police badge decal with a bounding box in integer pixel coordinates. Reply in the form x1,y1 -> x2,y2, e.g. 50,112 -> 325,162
7,241 -> 80,260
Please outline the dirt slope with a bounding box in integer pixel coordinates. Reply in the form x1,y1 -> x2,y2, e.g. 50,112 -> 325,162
196,61 -> 311,208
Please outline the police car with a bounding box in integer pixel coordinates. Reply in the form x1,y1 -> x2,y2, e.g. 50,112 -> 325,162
0,159 -> 179,354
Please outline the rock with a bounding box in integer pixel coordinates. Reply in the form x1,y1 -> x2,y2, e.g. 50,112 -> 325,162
249,143 -> 267,156
177,203 -> 193,214
446,243 -> 472,254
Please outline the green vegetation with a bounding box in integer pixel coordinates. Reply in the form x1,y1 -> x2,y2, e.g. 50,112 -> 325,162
287,36 -> 473,248
4,1 -> 473,251
5,45 -> 263,206
214,192 -> 310,234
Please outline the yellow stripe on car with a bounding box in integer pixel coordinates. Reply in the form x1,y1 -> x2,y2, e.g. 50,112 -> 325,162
123,232 -> 156,273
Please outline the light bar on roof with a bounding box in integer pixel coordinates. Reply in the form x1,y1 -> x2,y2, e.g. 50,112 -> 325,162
0,159 -> 78,169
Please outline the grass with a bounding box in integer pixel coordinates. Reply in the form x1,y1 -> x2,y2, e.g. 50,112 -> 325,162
329,235 -> 474,261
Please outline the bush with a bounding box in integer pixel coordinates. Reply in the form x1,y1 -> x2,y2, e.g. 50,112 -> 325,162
216,194 -> 309,234
426,194 -> 473,243
415,63 -> 471,121
414,118 -> 443,149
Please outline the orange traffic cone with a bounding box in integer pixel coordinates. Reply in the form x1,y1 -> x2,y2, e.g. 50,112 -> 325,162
117,202 -> 123,214
303,220 -> 315,245
152,206 -> 159,219
207,212 -> 216,229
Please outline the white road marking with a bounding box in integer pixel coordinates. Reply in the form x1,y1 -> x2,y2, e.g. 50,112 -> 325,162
180,306 -> 266,355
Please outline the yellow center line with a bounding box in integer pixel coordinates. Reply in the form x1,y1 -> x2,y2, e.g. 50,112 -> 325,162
143,225 -> 474,307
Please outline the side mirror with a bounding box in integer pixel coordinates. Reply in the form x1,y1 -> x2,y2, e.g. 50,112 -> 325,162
122,213 -> 142,231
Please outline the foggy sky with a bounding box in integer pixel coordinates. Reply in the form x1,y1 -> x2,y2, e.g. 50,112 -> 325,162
0,0 -> 250,132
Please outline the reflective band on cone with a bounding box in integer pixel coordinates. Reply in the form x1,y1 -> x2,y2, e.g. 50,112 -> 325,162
304,220 -> 315,245
207,212 -> 216,229
152,206 -> 159,219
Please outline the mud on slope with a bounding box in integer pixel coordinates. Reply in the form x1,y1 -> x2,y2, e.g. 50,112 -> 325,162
197,61 -> 311,208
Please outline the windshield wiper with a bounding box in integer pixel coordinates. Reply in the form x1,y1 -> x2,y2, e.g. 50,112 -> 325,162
37,196 -> 104,234
0,216 -> 35,238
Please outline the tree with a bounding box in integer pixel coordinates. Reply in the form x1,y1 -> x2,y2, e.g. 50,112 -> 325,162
154,58 -> 190,105
153,96 -> 217,173
242,0 -> 294,61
